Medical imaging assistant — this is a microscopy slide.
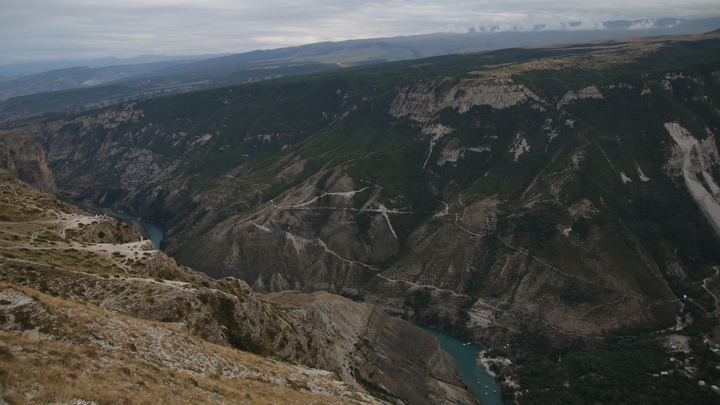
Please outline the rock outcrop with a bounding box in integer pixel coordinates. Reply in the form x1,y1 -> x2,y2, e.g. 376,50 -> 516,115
264,290 -> 478,405
390,78 -> 541,122
556,85 -> 604,109
0,130 -> 56,193
64,218 -> 143,244
663,122 -> 720,236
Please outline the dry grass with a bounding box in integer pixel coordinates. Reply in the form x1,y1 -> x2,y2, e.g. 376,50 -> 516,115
470,45 -> 660,79
0,183 -> 62,223
0,249 -> 123,277
469,32 -> 720,79
0,333 -> 347,405
0,284 -> 380,405
0,223 -> 43,241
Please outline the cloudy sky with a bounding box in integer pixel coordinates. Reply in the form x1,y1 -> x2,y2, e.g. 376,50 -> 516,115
2,0 -> 719,65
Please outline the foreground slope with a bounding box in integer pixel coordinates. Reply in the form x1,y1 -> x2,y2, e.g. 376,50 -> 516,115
10,32 -> 720,347
0,169 -> 476,404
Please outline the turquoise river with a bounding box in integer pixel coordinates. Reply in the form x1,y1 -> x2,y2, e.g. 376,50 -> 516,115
114,212 -> 165,250
418,326 -> 504,405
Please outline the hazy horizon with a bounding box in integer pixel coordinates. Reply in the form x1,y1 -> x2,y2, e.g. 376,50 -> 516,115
2,1 -> 720,66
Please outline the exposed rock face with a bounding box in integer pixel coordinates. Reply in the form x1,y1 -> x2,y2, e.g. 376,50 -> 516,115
664,122 -> 720,236
171,169 -> 402,291
390,78 -> 541,122
11,103 -> 185,207
264,291 -> 478,405
556,85 -> 604,109
0,130 -> 56,193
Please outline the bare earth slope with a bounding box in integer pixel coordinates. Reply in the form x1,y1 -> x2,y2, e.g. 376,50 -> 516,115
0,130 -> 56,193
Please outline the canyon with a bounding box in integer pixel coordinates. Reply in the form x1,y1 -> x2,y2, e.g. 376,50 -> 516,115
3,31 -> 720,403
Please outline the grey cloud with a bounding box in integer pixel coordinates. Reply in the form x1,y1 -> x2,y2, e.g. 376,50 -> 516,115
1,0 -> 719,65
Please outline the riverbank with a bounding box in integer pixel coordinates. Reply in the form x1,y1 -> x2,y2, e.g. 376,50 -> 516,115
114,211 -> 165,250
477,349 -> 520,396
477,350 -> 514,378
418,326 -> 504,404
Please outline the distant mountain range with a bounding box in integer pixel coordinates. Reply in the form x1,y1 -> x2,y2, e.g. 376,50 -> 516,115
0,54 -> 229,78
0,61 -> 198,101
0,16 -> 718,123
3,17 -> 718,77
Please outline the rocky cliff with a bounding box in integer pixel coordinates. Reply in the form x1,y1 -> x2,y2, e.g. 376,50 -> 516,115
0,130 -> 56,193
264,290 -> 476,405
